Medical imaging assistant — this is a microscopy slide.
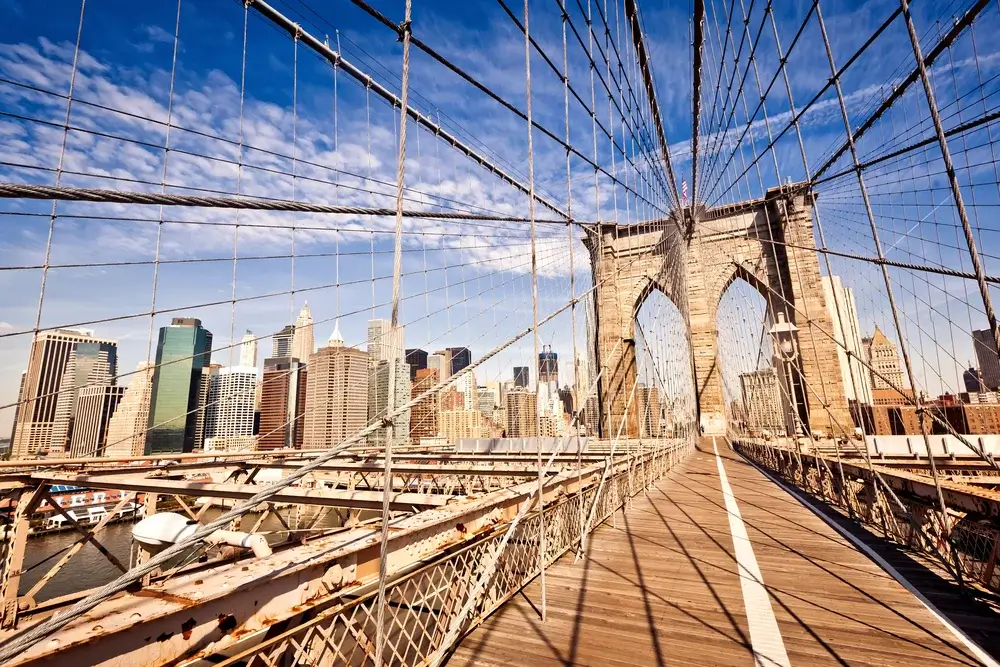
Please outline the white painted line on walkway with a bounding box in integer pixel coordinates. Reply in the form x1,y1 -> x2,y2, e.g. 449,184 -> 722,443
713,439 -> 791,667
741,452 -> 1000,667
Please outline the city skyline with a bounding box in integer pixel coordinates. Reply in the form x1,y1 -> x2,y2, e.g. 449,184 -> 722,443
10,293 -> 999,456
2,305 -> 597,445
2,312 -> 604,458
23,317 -> 572,454
0,0 -> 994,448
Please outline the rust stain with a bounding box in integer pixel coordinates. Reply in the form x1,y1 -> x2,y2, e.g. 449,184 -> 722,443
181,617 -> 197,640
132,589 -> 198,607
217,614 -> 238,635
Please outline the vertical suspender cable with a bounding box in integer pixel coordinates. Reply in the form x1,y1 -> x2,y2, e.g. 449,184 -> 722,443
375,0 -> 414,662
523,0 -> 546,623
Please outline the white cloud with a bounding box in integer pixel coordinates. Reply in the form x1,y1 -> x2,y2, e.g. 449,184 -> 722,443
142,25 -> 175,45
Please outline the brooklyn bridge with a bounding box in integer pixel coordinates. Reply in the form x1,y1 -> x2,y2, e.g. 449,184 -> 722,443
0,0 -> 998,664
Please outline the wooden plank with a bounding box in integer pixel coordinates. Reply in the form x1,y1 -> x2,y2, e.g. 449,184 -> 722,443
450,441 -> 999,666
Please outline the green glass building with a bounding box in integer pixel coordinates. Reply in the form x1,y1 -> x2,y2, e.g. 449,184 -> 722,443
146,318 -> 213,454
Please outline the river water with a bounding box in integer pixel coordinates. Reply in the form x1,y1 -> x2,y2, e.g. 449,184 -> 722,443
19,506 -> 344,602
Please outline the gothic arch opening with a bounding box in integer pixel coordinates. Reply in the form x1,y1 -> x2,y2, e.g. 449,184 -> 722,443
715,277 -> 792,437
632,288 -> 696,441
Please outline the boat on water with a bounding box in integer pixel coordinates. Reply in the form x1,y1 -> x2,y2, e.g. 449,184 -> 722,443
41,501 -> 145,532
0,485 -> 147,536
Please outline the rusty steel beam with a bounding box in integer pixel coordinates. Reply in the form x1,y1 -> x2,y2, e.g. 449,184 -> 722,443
0,451 -> 611,476
865,463 -> 1000,517
942,476 -> 1000,486
1,448 -> 665,667
28,473 -> 455,511
850,456 -> 1000,471
736,441 -> 1000,518
33,461 -> 548,481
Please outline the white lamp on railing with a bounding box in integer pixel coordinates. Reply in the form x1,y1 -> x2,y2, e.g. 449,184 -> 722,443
133,512 -> 271,559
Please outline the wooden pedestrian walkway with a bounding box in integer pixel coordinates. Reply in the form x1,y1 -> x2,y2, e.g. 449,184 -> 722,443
448,440 -> 1000,666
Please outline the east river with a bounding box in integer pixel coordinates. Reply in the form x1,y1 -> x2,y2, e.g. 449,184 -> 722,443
18,506 -> 344,602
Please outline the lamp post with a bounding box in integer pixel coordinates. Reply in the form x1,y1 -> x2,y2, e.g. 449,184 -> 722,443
769,311 -> 804,446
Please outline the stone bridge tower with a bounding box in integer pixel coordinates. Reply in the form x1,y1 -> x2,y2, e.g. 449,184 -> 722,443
586,185 -> 851,438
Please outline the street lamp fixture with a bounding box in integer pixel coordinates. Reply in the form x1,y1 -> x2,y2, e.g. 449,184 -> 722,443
769,311 -> 805,440
769,311 -> 799,361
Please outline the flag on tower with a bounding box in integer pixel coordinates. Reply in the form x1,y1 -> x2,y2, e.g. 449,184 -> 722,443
682,179 -> 688,204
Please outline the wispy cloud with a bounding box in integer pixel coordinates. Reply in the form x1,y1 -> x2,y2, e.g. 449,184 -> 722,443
143,24 -> 175,45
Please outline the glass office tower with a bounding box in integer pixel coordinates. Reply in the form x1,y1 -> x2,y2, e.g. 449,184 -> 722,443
146,318 -> 213,454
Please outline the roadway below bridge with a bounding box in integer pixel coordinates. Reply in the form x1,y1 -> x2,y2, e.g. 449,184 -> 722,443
450,440 -> 1000,667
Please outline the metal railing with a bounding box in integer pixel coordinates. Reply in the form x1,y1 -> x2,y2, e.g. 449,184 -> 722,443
733,439 -> 1000,595
191,441 -> 690,667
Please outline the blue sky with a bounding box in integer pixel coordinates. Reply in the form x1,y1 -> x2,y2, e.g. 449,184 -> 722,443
1,0 -> 999,436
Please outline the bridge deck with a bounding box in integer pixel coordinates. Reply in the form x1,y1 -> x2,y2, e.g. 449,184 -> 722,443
449,441 -> 999,666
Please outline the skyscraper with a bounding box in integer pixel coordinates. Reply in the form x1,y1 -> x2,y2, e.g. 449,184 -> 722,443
303,324 -> 369,449
574,350 -> 591,397
193,364 -> 221,452
69,385 -> 125,458
258,356 -> 306,450
964,367 -> 984,393
104,362 -> 154,457
822,275 -> 872,404
428,353 -> 449,381
439,408 -> 484,442
447,347 -> 471,375
292,303 -> 315,363
477,385 -> 499,415
12,329 -> 116,459
535,345 -> 562,434
863,327 -> 905,391
272,325 -> 295,358
146,318 -> 213,454
50,339 -> 118,455
634,384 -> 661,438
369,319 -> 403,362
405,348 -> 428,381
204,366 -> 258,443
559,386 -> 574,416
538,345 -> 558,383
513,366 -> 529,388
368,359 -> 411,447
367,320 -> 410,447
583,395 -> 600,436
973,329 -> 1000,391
740,368 -> 785,433
10,370 -> 25,445
453,368 -> 478,411
505,388 -> 537,437
239,330 -> 258,368
410,368 -> 440,443
432,349 -> 453,380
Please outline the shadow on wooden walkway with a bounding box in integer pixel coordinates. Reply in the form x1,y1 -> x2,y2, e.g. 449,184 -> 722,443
448,440 -> 1000,666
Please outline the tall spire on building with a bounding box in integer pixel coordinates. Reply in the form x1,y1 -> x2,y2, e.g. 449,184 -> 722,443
239,330 -> 258,368
292,302 -> 315,361
327,319 -> 344,348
